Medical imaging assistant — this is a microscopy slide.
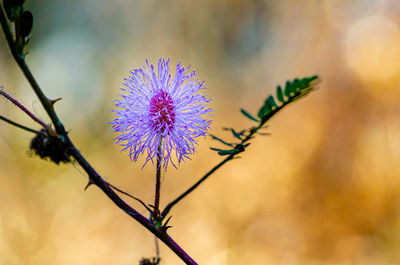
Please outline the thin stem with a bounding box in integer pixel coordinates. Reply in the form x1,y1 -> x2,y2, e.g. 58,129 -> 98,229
0,8 -> 65,135
161,155 -> 234,218
0,88 -> 57,136
106,181 -> 153,214
154,144 -> 162,218
0,114 -> 41,135
65,136 -> 198,265
161,97 -> 304,218
152,143 -> 162,263
161,124 -> 263,218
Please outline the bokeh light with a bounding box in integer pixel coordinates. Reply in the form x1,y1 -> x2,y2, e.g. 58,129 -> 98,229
345,15 -> 400,85
1,1 -> 400,265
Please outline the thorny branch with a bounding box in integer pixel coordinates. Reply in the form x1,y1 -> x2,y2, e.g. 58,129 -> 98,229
0,5 -> 197,265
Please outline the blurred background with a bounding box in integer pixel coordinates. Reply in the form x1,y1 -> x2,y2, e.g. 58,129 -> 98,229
1,0 -> 400,264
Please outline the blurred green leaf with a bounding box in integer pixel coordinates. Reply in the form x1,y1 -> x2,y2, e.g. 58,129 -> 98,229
230,129 -> 243,140
210,147 -> 237,156
266,95 -> 278,109
257,75 -> 318,122
19,10 -> 32,37
277,85 -> 284,103
240,108 -> 259,122
284,80 -> 293,98
209,134 -> 234,147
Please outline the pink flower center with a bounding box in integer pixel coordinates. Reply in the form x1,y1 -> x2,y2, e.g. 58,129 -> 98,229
149,90 -> 176,134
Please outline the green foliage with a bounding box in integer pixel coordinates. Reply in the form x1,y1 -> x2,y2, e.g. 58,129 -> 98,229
2,0 -> 32,55
209,134 -> 234,147
240,108 -> 259,122
210,75 -> 319,156
223,127 -> 245,140
210,143 -> 250,156
257,75 -> 318,123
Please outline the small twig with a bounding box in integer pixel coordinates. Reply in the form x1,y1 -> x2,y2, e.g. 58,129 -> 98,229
0,88 -> 58,137
0,114 -> 42,135
106,181 -> 153,214
161,154 -> 235,218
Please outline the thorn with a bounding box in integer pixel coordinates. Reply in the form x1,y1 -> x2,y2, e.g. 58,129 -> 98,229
48,97 -> 62,106
160,225 -> 172,233
163,216 -> 172,227
84,180 -> 93,191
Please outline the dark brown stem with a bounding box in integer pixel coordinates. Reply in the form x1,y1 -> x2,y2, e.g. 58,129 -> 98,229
154,143 -> 162,219
0,6 -> 197,265
66,138 -> 197,264
0,114 -> 42,135
0,88 -> 57,136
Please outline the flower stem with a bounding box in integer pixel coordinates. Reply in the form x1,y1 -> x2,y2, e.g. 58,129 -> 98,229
153,139 -> 163,220
151,143 -> 163,263
154,160 -> 161,213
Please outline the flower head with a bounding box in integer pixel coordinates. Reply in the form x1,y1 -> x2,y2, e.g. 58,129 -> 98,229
111,58 -> 212,168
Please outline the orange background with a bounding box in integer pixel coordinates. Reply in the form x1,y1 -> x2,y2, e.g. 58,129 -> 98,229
1,0 -> 400,264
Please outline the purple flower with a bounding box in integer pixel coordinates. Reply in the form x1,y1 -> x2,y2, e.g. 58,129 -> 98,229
111,58 -> 212,169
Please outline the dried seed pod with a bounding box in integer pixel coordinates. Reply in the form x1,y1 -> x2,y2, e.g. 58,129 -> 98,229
30,129 -> 71,164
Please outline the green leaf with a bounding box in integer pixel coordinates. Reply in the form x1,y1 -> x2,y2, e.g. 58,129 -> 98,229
230,129 -> 243,140
19,11 -> 33,37
223,127 -> 245,140
258,99 -> 273,119
292,78 -> 300,93
240,109 -> 259,122
210,147 -> 237,156
276,85 -> 284,103
284,80 -> 293,98
209,134 -> 234,147
266,96 -> 278,110
257,105 -> 265,119
281,76 -> 319,101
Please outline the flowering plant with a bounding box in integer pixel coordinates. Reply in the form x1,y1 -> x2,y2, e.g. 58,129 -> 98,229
111,58 -> 212,169
0,1 -> 318,264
